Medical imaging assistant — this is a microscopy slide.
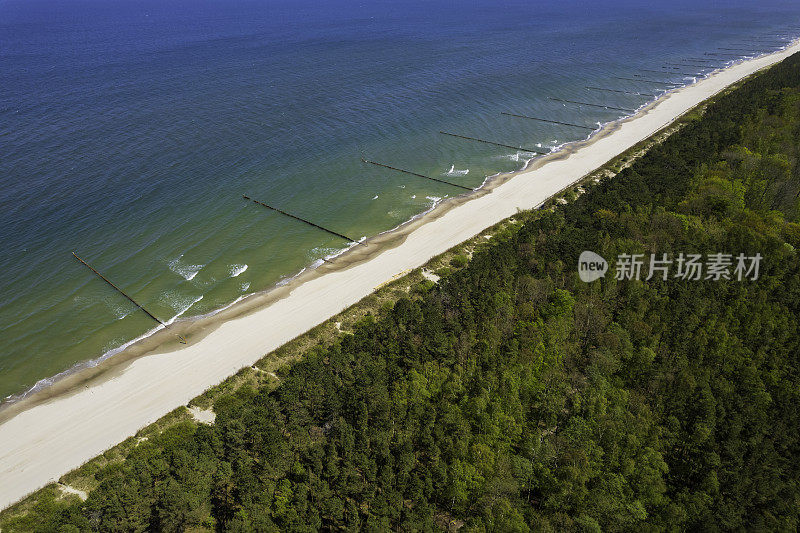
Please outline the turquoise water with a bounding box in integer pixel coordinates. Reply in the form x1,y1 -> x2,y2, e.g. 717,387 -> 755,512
1,0 -> 800,401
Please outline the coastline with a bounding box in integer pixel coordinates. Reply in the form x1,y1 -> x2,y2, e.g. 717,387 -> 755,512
1,40 -> 799,511
4,43 -> 787,413
0,69 -> 687,410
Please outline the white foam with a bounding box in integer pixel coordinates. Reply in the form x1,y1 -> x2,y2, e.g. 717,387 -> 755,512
166,295 -> 204,325
445,164 -> 469,176
499,152 -> 524,162
310,246 -> 341,258
168,255 -> 204,281
86,295 -> 135,320
228,264 -> 248,278
277,268 -> 306,286
4,322 -> 166,404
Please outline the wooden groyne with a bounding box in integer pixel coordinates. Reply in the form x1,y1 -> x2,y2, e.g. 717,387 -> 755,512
73,252 -> 166,327
642,69 -> 698,77
678,59 -> 723,65
73,253 -> 186,343
500,112 -> 595,130
548,97 -> 636,113
360,158 -> 473,191
615,76 -> 681,86
439,131 -> 547,154
666,63 -> 715,70
243,195 -> 364,245
633,75 -> 685,84
585,86 -> 655,97
739,40 -> 784,46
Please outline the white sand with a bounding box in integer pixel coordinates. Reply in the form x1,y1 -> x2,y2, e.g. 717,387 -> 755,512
421,269 -> 441,283
57,484 -> 88,502
187,406 -> 216,425
1,41 -> 798,511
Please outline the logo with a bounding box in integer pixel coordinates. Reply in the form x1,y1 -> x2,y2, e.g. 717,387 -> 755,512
577,251 -> 762,283
578,251 -> 608,282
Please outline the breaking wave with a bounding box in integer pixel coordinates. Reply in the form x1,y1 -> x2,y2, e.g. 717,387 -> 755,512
168,255 -> 204,281
445,164 -> 469,176
229,264 -> 248,278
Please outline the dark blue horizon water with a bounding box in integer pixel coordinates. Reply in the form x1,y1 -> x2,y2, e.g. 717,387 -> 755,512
1,0 -> 800,402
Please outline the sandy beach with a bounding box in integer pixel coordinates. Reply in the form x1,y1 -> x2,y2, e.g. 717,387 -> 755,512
1,40 -> 798,511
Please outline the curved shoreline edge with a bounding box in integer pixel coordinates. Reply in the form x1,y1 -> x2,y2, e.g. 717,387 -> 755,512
1,39 -> 799,511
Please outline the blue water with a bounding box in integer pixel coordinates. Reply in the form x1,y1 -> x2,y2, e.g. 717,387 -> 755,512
1,0 -> 799,402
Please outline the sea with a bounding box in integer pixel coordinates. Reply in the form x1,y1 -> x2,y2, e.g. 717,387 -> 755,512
1,0 -> 799,403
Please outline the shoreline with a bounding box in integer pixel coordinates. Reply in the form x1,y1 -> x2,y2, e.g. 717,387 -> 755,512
1,39 -> 799,511
3,43 -> 775,413
0,63 -> 679,411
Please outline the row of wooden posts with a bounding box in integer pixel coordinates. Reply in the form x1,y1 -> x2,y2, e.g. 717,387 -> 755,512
73,39 -> 789,335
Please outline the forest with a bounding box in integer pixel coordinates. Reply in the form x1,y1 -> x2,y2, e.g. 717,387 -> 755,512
2,52 -> 800,532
